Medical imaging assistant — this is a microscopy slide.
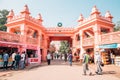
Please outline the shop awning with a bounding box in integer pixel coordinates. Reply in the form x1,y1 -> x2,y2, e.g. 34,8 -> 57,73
99,43 -> 119,48
0,41 -> 24,47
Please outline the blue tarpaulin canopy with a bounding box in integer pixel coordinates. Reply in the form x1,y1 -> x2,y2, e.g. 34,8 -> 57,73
99,43 -> 118,48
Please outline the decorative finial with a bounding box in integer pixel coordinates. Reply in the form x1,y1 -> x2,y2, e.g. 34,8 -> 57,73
7,9 -> 14,17
91,5 -> 100,15
36,13 -> 43,22
78,14 -> 84,22
21,4 -> 30,14
105,11 -> 113,18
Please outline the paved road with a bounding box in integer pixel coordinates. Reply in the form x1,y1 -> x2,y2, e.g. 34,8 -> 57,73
0,60 -> 120,80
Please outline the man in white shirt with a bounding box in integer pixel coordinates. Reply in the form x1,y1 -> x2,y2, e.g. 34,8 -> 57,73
20,52 -> 26,69
46,50 -> 51,65
110,52 -> 115,64
10,51 -> 16,70
95,51 -> 102,75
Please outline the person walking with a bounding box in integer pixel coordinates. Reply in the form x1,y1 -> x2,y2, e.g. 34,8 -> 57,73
110,51 -> 115,64
20,52 -> 26,69
64,53 -> 67,62
15,52 -> 21,70
3,51 -> 9,70
68,50 -> 73,66
10,51 -> 16,70
46,50 -> 51,65
82,51 -> 92,75
95,51 -> 103,75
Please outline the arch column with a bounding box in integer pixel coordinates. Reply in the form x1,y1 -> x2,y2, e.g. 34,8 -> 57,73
38,30 -> 42,47
42,36 -> 49,61
68,38 -> 72,47
93,24 -> 101,53
36,30 -> 42,63
79,30 -> 85,63
20,24 -> 28,52
71,34 -> 76,53
7,27 -> 11,33
72,34 -> 77,47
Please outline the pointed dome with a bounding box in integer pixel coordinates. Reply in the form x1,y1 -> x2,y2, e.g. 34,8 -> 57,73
7,9 -> 14,17
78,14 -> 84,22
21,4 -> 30,14
36,13 -> 43,21
105,11 -> 113,18
91,5 -> 100,15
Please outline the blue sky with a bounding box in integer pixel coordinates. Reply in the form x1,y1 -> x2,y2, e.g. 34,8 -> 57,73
0,0 -> 120,27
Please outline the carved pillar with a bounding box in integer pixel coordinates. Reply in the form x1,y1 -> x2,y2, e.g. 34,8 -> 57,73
38,30 -> 42,47
71,34 -> 76,53
42,36 -> 48,61
72,34 -> 77,48
20,24 -> 27,35
20,24 -> 27,52
7,27 -> 11,32
37,46 -> 41,63
93,24 -> 101,52
69,38 -> 72,48
79,30 -> 85,63
36,30 -> 42,63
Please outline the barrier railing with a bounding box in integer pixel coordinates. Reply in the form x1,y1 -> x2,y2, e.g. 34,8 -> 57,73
83,37 -> 94,46
101,31 -> 120,44
26,36 -> 38,45
0,31 -> 21,43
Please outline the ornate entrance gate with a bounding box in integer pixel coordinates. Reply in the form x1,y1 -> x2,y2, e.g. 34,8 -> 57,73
4,5 -> 118,63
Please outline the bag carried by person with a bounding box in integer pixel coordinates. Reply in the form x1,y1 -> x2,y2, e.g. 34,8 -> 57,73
101,62 -> 104,67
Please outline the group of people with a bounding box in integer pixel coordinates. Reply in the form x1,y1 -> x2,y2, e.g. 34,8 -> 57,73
82,50 -> 103,76
46,49 -> 104,76
46,50 -> 73,66
2,50 -> 26,70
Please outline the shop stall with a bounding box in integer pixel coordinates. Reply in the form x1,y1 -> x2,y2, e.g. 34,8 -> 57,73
99,43 -> 120,66
115,56 -> 120,66
0,47 -> 18,67
27,49 -> 40,64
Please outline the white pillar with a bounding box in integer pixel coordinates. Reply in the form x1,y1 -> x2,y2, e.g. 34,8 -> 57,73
37,31 -> 42,63
79,30 -> 85,62
93,24 -> 101,52
93,24 -> 101,63
7,27 -> 10,32
37,46 -> 41,64
20,24 -> 26,35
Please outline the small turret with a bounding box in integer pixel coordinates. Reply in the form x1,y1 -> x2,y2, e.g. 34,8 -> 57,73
105,11 -> 113,21
36,13 -> 43,22
78,14 -> 84,22
20,4 -> 30,16
7,9 -> 14,21
91,5 -> 100,15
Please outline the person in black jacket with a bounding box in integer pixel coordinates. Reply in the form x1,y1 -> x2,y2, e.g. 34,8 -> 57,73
68,50 -> 73,66
15,52 -> 21,70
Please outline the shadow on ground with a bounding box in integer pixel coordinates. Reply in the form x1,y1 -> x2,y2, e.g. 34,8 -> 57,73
103,71 -> 116,75
26,59 -> 82,70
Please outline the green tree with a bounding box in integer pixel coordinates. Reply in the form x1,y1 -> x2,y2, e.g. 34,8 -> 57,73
49,43 -> 56,53
59,41 -> 70,54
0,9 -> 9,31
114,21 -> 120,31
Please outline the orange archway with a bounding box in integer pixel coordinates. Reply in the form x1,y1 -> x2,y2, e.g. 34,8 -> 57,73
3,5 -> 120,64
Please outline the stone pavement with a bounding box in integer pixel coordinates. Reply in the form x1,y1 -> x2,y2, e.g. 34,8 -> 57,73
0,63 -> 41,78
89,63 -> 120,78
0,60 -> 120,80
